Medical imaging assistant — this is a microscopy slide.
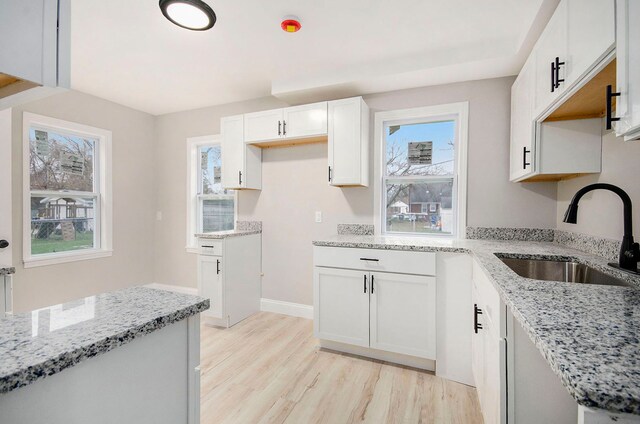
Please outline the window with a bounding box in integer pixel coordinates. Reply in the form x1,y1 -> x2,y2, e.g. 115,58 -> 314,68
23,113 -> 112,267
374,103 -> 468,237
187,135 -> 235,250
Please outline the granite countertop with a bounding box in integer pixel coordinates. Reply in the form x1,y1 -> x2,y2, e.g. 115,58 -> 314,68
0,286 -> 209,394
195,229 -> 261,239
313,235 -> 640,415
0,267 -> 15,276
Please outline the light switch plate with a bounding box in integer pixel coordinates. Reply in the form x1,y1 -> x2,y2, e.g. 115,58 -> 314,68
315,211 -> 322,223
156,211 -> 162,221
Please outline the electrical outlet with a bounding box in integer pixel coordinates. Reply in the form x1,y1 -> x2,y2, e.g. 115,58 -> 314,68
315,211 -> 322,223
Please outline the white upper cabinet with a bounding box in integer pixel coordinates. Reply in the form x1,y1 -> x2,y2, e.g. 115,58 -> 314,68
282,102 -> 328,139
534,0 -> 568,115
244,102 -> 328,144
614,0 -> 640,141
510,0 -> 615,181
221,115 -> 262,190
0,0 -> 70,102
565,0 -> 615,85
510,57 -> 536,182
222,96 -> 369,188
243,109 -> 284,143
327,97 -> 370,187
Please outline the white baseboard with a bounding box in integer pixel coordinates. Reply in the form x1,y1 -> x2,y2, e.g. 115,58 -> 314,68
145,283 -> 198,296
260,298 -> 313,319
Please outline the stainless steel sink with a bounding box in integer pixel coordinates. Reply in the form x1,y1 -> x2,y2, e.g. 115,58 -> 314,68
498,257 -> 633,287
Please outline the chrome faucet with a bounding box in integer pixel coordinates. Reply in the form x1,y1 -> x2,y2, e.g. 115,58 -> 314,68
563,183 -> 640,274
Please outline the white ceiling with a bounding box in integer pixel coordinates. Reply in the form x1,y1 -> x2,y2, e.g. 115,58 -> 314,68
70,0 -> 559,115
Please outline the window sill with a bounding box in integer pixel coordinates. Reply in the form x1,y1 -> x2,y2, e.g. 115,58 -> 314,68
23,249 -> 113,268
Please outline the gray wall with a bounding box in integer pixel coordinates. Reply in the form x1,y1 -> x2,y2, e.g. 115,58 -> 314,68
154,77 -> 559,305
556,129 -> 640,240
11,91 -> 156,312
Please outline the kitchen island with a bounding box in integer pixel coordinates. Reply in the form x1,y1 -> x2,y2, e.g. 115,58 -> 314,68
0,286 -> 209,424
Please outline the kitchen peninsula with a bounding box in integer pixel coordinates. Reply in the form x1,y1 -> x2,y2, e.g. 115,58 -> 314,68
0,286 -> 208,424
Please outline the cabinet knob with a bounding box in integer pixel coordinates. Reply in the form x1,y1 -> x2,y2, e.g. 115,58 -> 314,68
0,240 -> 8,249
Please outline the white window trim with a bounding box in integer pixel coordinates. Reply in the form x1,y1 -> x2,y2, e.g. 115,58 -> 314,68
373,102 -> 468,238
186,135 -> 238,253
22,112 -> 113,267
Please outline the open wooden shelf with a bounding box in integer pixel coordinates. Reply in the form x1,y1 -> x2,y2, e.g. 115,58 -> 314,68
544,59 -> 616,122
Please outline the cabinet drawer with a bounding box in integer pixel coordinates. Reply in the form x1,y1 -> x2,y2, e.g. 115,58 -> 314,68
198,239 -> 223,256
314,246 -> 436,276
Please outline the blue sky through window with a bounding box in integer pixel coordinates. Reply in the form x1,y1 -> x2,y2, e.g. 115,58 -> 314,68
386,120 -> 455,176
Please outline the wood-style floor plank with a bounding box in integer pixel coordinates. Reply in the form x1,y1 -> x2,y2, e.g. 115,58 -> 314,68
200,312 -> 483,424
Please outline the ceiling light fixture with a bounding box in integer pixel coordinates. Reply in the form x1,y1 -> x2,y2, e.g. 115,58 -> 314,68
159,0 -> 216,31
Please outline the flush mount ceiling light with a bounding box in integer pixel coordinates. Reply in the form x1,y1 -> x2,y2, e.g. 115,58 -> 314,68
159,0 -> 216,31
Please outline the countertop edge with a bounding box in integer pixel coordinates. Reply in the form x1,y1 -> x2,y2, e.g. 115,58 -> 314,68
196,230 -> 261,239
0,298 -> 209,394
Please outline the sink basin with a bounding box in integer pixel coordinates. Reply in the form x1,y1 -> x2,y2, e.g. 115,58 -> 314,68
498,257 -> 632,287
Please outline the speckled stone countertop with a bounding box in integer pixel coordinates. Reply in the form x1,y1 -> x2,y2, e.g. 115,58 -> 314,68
0,267 -> 15,276
0,286 -> 209,394
196,229 -> 261,239
313,235 -> 640,415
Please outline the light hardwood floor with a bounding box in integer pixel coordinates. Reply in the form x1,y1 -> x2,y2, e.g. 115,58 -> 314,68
200,312 -> 483,424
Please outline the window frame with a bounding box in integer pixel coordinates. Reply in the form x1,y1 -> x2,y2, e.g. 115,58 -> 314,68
186,135 -> 237,252
22,112 -> 113,267
373,102 -> 468,238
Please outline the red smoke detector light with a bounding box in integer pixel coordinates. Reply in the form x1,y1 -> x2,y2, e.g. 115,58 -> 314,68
281,17 -> 301,33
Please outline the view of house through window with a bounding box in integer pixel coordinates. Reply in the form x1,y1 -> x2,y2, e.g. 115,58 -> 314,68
198,144 -> 234,232
384,120 -> 456,235
29,128 -> 98,255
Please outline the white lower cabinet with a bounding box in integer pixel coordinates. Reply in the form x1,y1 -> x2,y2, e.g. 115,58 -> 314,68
197,234 -> 261,328
197,255 -> 224,319
369,272 -> 436,359
472,260 -> 507,424
314,266 -> 436,360
314,267 -> 370,347
313,246 -> 438,366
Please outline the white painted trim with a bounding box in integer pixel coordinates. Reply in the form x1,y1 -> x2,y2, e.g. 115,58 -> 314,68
185,135 -> 239,251
260,298 -> 313,319
23,249 -> 113,268
319,339 -> 436,371
145,283 -> 198,296
372,102 -> 469,238
22,112 -> 113,267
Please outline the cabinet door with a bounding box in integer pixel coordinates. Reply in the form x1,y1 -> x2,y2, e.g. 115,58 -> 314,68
534,0 -> 568,115
615,0 -> 640,140
369,272 -> 436,359
198,255 -> 224,319
510,56 -> 536,181
243,109 -> 283,143
328,97 -> 368,186
221,115 -> 245,189
565,0 -> 615,85
0,0 -> 59,86
282,102 -> 327,139
313,267 -> 369,347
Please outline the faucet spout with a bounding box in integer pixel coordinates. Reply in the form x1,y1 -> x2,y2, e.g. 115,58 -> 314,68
562,183 -> 639,273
